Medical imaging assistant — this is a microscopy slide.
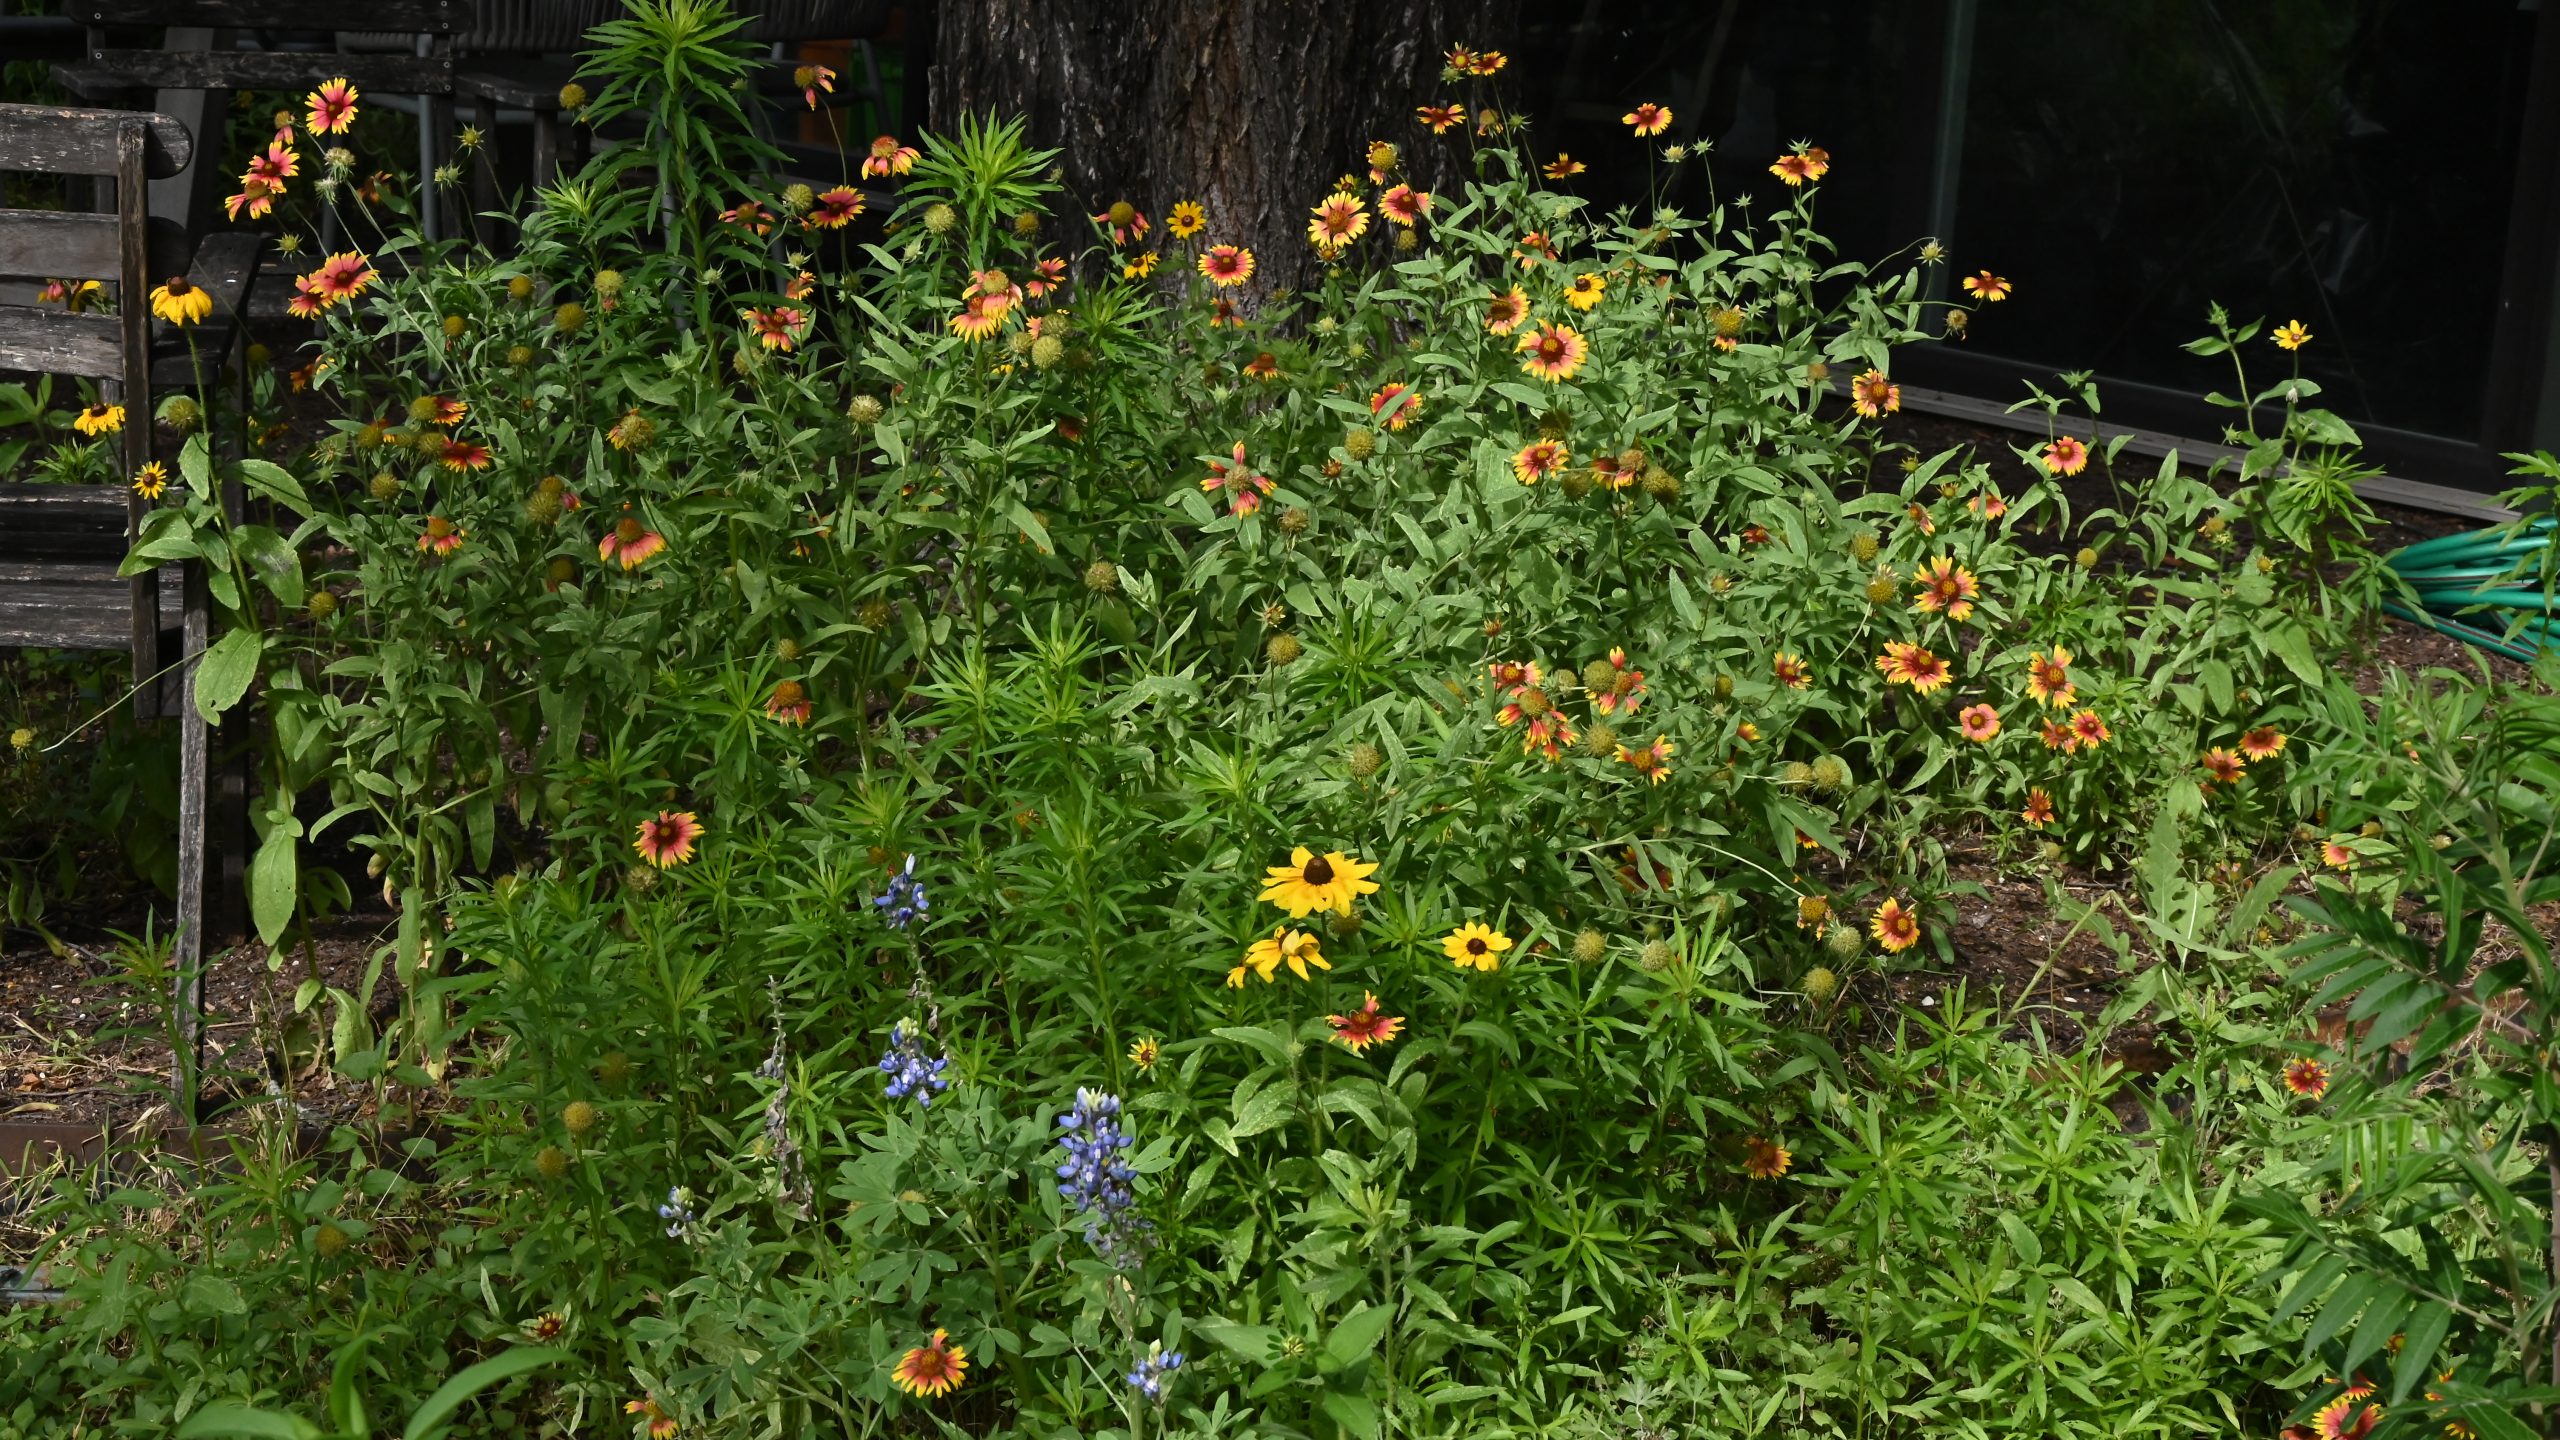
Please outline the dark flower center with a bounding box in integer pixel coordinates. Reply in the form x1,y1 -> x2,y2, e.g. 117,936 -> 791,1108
1466,937 -> 1487,955
1302,855 -> 1336,886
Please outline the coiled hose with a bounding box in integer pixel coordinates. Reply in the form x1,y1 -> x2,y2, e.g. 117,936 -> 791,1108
2382,517 -> 2559,661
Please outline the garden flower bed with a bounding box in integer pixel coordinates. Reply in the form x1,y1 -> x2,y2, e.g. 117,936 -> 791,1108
4,11 -> 2560,1439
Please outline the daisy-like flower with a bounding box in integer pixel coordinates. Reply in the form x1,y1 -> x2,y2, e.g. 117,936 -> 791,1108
2068,709 -> 2110,749
1465,48 -> 1508,75
1958,703 -> 2001,742
1563,272 -> 1606,312
598,513 -> 667,569
1379,184 -> 1430,227
1511,439 -> 1569,484
2024,647 -> 2075,708
1307,191 -> 1369,252
2043,435 -> 2089,476
2040,718 -> 2074,751
720,199 -> 774,235
2321,839 -> 2357,870
416,516 -> 464,555
132,461 -> 169,500
1370,381 -> 1423,430
1741,1136 -> 1791,1179
2240,725 -> 2288,761
1768,144 -> 1832,185
246,140 -> 300,185
623,1396 -> 679,1439
1443,921 -> 1512,973
1615,733 -> 1675,784
863,135 -> 919,178
1910,557 -> 1981,621
951,293 -> 1006,342
1875,642 -> 1952,694
892,1330 -> 969,1398
73,403 -> 123,437
1590,452 -> 1635,490
2273,319 -> 2312,352
634,810 -> 702,868
1850,369 -> 1901,418
414,395 -> 466,426
436,438 -> 491,472
1517,321 -> 1589,382
1241,925 -> 1330,982
1093,201 -> 1149,246
1521,707 -> 1579,760
310,250 -> 377,305
1243,351 -> 1279,380
1198,244 -> 1254,287
1773,652 -> 1810,689
1869,896 -> 1921,953
1736,721 -> 1761,742
1905,501 -> 1936,536
285,271 -> 326,318
806,186 -> 863,229
1260,846 -> 1381,917
2308,1395 -> 2378,1440
744,304 -> 808,352
1201,441 -> 1273,517
1121,250 -> 1159,280
1622,101 -> 1672,136
2021,787 -> 2055,828
1967,491 -> 2009,520
1024,256 -> 1067,299
1443,43 -> 1479,71
1484,286 -> 1530,335
1512,230 -> 1555,269
306,77 -> 359,135
525,1311 -> 566,1342
1961,270 -> 2012,302
1366,139 -> 1400,184
2281,1058 -> 2331,1101
1417,102 -> 1465,133
794,62 -> 835,109
1487,659 -> 1542,695
1166,200 -> 1206,239
765,680 -> 811,726
150,276 -> 212,326
1542,154 -> 1586,180
1590,647 -> 1646,714
1327,993 -> 1405,1052
2200,747 -> 2245,785
1127,1036 -> 1160,1071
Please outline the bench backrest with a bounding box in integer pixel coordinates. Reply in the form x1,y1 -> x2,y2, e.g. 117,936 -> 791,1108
71,0 -> 476,95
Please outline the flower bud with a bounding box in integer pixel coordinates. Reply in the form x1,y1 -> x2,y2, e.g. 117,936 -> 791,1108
1809,755 -> 1850,792
1346,742 -> 1382,778
562,1100 -> 598,1136
924,202 -> 958,235
1865,571 -> 1900,604
1031,334 -> 1065,368
1344,428 -> 1377,460
305,590 -> 338,620
1803,964 -> 1840,1000
1267,634 -> 1303,666
1850,529 -> 1880,563
507,344 -> 536,368
1013,209 -> 1041,237
1278,506 -> 1311,535
1639,939 -> 1674,971
368,471 -> 402,501
442,314 -> 467,339
2075,546 -> 2099,570
1572,928 -> 1607,964
557,81 -> 588,110
553,301 -> 586,333
535,1145 -> 570,1179
847,394 -> 885,424
1083,560 -> 1119,593
508,275 -> 534,302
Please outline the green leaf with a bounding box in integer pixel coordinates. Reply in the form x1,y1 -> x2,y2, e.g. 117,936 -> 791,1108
232,524 -> 304,608
1323,1302 -> 1394,1366
173,1407 -> 323,1440
181,1271 -> 246,1315
2388,1300 -> 2451,1405
249,831 -> 297,948
1320,1390 -> 1381,1439
2260,621 -> 2326,687
192,627 -> 262,723
403,1347 -> 564,1440
237,459 -> 311,516
1003,501 -> 1053,554
1230,1080 -> 1297,1140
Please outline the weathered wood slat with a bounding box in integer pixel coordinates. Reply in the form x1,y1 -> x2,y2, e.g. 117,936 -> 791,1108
68,50 -> 456,95
0,103 -> 189,178
0,559 -> 123,585
0,483 -> 131,515
0,304 -> 122,378
0,210 -> 187,283
0,582 -> 142,650
76,0 -> 470,31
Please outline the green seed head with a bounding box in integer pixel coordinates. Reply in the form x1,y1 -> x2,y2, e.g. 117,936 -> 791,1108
161,395 -> 201,433
1266,634 -> 1303,666
441,314 -> 467,338
313,1222 -> 349,1257
1780,760 -> 1816,787
1346,742 -> 1383,778
507,344 -> 537,368
924,202 -> 959,235
553,301 -> 586,333
1581,659 -> 1618,693
557,81 -> 588,110
847,394 -> 885,425
598,1052 -> 631,1086
305,590 -> 338,620
507,275 -> 534,302
1866,571 -> 1900,604
1031,334 -> 1066,368
1582,722 -> 1619,757
368,471 -> 402,501
1572,928 -> 1607,964
2075,546 -> 2099,570
1850,529 -> 1880,563
1809,755 -> 1850,792
1803,964 -> 1840,999
535,1145 -> 570,1180
1343,428 -> 1378,460
1083,560 -> 1119,593
1277,506 -> 1311,535
562,1100 -> 598,1136
1013,210 -> 1041,237
1639,939 -> 1675,972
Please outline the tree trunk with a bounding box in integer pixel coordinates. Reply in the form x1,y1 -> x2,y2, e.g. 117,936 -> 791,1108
929,0 -> 1522,294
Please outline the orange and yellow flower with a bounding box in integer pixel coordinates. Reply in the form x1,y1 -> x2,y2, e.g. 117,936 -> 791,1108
1517,321 -> 1589,382
2200,747 -> 2245,785
1563,272 -> 1606,311
1327,992 -> 1405,1052
1910,557 -> 1980,621
599,514 -> 666,570
1590,647 -> 1645,714
1741,1136 -> 1791,1179
1485,286 -> 1529,335
436,438 -> 492,472
1417,102 -> 1465,134
309,250 -> 377,305
805,186 -> 863,229
862,134 -> 919,178
2067,709 -> 2111,750
891,1330 -> 969,1398
623,1396 -> 679,1438
1542,154 -> 1586,180
1615,733 -> 1675,784
744,305 -> 807,353
1198,245 -> 1255,287
720,199 -> 774,235
416,516 -> 463,555
1201,441 -> 1273,518
306,77 -> 359,134
795,63 -> 834,109
1622,102 -> 1672,137
1850,369 -> 1900,418
1093,202 -> 1148,246
1773,652 -> 1810,689
2024,647 -> 2075,708
1511,439 -> 1569,484
1869,896 -> 1921,952
1875,642 -> 1952,694
635,810 -> 702,868
2043,435 -> 2088,476
1380,184 -> 1430,226
1768,145 -> 1831,185
1961,270 -> 2012,302
2021,787 -> 2055,828
765,680 -> 811,726
2240,725 -> 2288,761
1957,703 -> 2001,743
1370,381 -> 1423,430
1307,191 -> 1369,253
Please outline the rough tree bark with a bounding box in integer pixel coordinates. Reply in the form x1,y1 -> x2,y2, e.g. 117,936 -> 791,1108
930,0 -> 1522,293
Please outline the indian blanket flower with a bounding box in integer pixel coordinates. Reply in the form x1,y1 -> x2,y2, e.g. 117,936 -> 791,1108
951,293 -> 1006,341
1379,183 -> 1429,226
2040,718 -> 2073,751
1487,659 -> 1542,695
806,186 -> 863,229
1616,733 -> 1675,784
1463,46 -> 1507,74
1417,102 -> 1465,133
1958,703 -> 2001,742
1307,191 -> 1369,253
744,305 -> 806,352
765,679 -> 811,726
2025,647 -> 2076,707
624,1395 -> 679,1438
1513,230 -> 1555,267
2021,787 -> 2055,828
877,1020 -> 951,1107
598,514 -> 665,569
310,250 -> 377,304
1741,1136 -> 1791,1179
1198,244 -> 1255,287
1365,138 -> 1399,182
1869,897 -> 1921,953
306,77 -> 359,134
1511,439 -> 1569,484
285,271 -> 325,318
416,516 -> 463,555
1968,491 -> 2009,519
1542,153 -> 1586,179
437,438 -> 492,473
1768,144 -> 1831,185
245,140 -> 299,184
73,403 -> 123,437
1876,642 -> 1953,694
1622,101 -> 1672,136
891,1330 -> 969,1399
2068,709 -> 2111,750
1773,652 -> 1810,689
1127,1344 -> 1187,1401
1094,201 -> 1148,246
862,134 -> 919,178
2308,1394 -> 2378,1440
1485,286 -> 1529,334
150,276 -> 212,326
2282,1058 -> 2330,1100
1850,369 -> 1900,418
720,199 -> 774,235
794,62 -> 834,109
1563,272 -> 1606,311
1370,381 -> 1423,430
1590,647 -> 1646,714
1201,441 -> 1273,517
874,854 -> 929,928
1025,256 -> 1067,298
2273,319 -> 2312,351
635,810 -> 702,868
1910,557 -> 1981,621
2042,435 -> 2089,476
1056,1088 -> 1148,1264
1961,270 -> 2012,301
417,395 -> 466,426
1244,351 -> 1279,379
2240,725 -> 2288,760
1239,926 -> 1330,983
1327,993 -> 1405,1052
2200,747 -> 2245,785
1443,921 -> 1512,973
132,461 -> 168,500
2321,839 -> 2357,870
1260,846 -> 1380,917
1517,321 -> 1590,382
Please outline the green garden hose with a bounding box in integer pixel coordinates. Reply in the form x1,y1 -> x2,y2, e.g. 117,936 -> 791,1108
2383,517 -> 2559,662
